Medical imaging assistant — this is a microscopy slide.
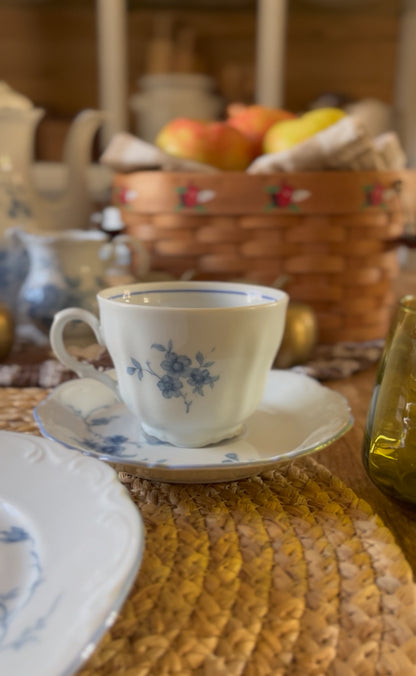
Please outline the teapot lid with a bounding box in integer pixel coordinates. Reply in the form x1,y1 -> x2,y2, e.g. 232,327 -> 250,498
0,81 -> 33,110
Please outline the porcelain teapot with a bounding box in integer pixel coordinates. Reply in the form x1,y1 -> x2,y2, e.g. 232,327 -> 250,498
0,81 -> 105,233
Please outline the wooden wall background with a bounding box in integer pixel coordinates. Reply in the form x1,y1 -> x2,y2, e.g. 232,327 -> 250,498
0,0 -> 402,160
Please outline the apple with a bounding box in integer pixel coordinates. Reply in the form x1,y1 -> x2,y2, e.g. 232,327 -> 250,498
263,107 -> 347,154
226,104 -> 296,159
155,117 -> 252,171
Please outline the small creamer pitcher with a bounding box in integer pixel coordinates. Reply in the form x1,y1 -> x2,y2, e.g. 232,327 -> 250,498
17,229 -> 150,334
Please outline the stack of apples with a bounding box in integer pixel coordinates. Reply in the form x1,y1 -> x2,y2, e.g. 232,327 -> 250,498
155,105 -> 346,171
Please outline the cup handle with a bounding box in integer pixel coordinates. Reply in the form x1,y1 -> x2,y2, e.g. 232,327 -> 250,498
50,307 -> 120,397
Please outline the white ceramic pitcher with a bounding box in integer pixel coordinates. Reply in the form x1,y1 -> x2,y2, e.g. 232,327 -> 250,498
0,81 -> 105,232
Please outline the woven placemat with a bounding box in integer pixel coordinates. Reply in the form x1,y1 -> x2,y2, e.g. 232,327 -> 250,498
1,388 -> 416,675
76,462 -> 416,676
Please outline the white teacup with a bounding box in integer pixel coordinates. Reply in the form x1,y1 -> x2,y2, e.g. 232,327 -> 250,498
50,281 -> 288,447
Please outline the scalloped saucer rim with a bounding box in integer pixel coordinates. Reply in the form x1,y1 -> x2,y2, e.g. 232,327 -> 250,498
34,369 -> 353,483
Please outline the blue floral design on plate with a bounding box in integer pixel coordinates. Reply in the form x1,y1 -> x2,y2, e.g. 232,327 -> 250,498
127,340 -> 220,412
0,524 -> 60,653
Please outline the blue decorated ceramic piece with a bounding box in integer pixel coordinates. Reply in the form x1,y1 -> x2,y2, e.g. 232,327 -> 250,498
50,281 -> 290,447
0,430 -> 144,676
34,369 -> 353,484
16,229 -> 109,333
0,230 -> 29,317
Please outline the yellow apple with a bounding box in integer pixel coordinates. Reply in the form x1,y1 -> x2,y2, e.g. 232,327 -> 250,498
226,104 -> 296,160
263,107 -> 346,154
155,117 -> 252,171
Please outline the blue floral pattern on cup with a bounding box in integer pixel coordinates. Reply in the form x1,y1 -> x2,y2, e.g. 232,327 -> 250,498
127,340 -> 220,412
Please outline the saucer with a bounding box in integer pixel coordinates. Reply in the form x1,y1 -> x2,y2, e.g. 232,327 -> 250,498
34,369 -> 353,483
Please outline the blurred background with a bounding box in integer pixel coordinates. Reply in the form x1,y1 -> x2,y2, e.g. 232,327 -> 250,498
0,0 -> 410,161
0,0 -> 413,375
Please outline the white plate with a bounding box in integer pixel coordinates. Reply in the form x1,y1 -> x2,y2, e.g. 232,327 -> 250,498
0,431 -> 144,676
34,370 -> 353,483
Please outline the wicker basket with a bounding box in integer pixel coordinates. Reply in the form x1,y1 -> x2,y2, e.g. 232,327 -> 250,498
113,169 -> 416,344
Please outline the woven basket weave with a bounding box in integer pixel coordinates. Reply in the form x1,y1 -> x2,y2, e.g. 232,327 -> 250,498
113,169 -> 416,344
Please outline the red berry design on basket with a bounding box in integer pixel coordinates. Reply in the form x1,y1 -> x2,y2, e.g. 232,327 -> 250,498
176,184 -> 215,211
276,183 -> 294,207
265,184 -> 310,211
115,186 -> 137,206
182,183 -> 199,207
363,181 -> 402,209
368,183 -> 384,206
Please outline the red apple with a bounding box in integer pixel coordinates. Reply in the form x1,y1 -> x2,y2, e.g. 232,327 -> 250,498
226,104 -> 296,159
155,117 -> 252,171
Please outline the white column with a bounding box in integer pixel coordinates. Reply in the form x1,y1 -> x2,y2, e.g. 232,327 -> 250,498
255,0 -> 288,108
96,0 -> 128,148
394,0 -> 416,166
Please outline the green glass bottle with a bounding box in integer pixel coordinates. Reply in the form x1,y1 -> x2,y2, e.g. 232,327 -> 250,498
363,295 -> 416,504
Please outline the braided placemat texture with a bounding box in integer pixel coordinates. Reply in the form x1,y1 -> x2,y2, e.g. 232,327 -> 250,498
1,388 -> 416,675
78,463 -> 416,676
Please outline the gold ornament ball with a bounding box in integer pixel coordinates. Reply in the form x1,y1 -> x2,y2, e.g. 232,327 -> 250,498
0,303 -> 14,360
274,302 -> 318,369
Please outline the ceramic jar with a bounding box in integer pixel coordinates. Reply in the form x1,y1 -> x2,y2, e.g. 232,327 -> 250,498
130,73 -> 223,143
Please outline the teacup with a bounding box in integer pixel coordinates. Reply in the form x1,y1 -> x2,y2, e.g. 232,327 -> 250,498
50,281 -> 288,447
